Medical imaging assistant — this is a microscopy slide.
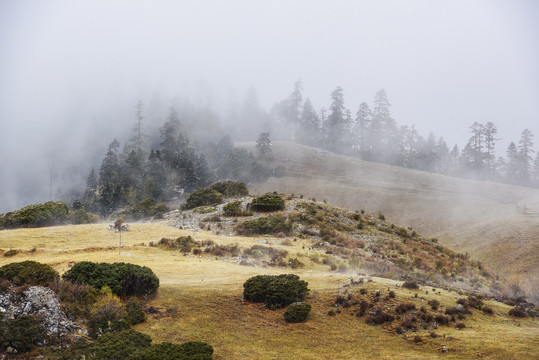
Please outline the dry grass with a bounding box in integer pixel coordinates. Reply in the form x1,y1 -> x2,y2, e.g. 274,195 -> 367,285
0,222 -> 538,359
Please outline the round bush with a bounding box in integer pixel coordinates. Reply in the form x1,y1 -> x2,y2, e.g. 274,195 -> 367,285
209,181 -> 248,197
183,188 -> 224,210
72,208 -> 90,224
1,201 -> 69,228
284,302 -> 311,323
250,194 -> 285,212
243,274 -> 309,310
63,262 -> 159,298
0,260 -> 58,286
86,329 -> 152,360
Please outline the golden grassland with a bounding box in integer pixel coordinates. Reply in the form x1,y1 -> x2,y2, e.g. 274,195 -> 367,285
0,222 -> 537,359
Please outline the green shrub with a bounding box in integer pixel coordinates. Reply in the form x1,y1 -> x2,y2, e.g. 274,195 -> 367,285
284,302 -> 311,323
236,214 -> 292,235
208,181 -> 249,197
243,274 -> 309,310
0,201 -> 69,229
63,262 -> 159,298
402,281 -> 419,290
72,208 -> 90,224
0,260 -> 58,286
183,188 -> 224,210
223,201 -> 243,216
126,298 -> 146,325
86,329 -> 152,360
130,341 -> 213,360
250,193 -> 285,212
0,315 -> 41,353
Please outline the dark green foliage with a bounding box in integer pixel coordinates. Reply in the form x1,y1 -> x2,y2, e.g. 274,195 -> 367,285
183,188 -> 224,210
208,181 -> 249,197
284,302 -> 312,323
237,214 -> 292,235
0,260 -> 58,286
0,201 -> 69,229
63,262 -> 159,298
130,341 -> 213,360
250,193 -> 285,212
0,315 -> 41,353
86,329 -> 152,360
223,201 -> 244,216
125,198 -> 169,219
72,208 -> 90,224
126,298 -> 146,325
402,281 -> 419,290
243,274 -> 309,310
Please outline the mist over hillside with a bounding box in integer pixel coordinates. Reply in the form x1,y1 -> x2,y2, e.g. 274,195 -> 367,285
1,0 -> 538,213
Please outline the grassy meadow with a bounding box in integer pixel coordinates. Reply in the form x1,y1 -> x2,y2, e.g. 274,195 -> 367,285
0,222 -> 537,359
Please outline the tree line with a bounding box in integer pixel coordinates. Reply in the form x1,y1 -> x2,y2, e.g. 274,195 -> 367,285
271,81 -> 538,187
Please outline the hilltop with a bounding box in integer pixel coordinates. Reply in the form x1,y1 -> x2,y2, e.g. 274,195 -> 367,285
244,141 -> 539,300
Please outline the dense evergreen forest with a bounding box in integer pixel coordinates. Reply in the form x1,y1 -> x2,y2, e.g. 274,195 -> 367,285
80,82 -> 538,216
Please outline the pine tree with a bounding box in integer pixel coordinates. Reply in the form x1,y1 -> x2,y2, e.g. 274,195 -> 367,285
464,122 -> 484,171
326,86 -> 347,152
517,129 -> 534,182
482,122 -> 499,174
98,139 -> 123,215
353,102 -> 372,158
297,98 -> 320,146
256,132 -> 274,161
372,89 -> 397,162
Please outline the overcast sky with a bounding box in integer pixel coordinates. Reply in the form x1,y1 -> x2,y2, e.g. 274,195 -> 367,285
0,0 -> 538,210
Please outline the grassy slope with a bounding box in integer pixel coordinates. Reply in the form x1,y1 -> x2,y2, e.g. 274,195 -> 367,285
0,222 -> 537,359
244,142 -> 539,290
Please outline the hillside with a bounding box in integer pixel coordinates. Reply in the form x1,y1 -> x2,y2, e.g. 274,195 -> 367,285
0,195 -> 537,359
244,142 -> 539,299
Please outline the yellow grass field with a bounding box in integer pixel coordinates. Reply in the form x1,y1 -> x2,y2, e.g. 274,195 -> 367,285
0,222 -> 537,359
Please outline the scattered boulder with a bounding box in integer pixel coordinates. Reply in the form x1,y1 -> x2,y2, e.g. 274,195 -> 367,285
0,286 -> 80,337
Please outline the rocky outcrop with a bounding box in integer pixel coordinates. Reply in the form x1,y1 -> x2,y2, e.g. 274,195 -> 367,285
0,286 -> 80,337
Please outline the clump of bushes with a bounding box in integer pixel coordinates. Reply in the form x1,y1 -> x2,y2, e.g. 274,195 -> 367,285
223,201 -> 253,217
250,193 -> 285,212
428,299 -> 440,310
0,201 -> 69,229
208,181 -> 249,197
243,274 -> 309,310
284,302 -> 311,323
0,260 -> 58,286
86,329 -> 153,359
126,298 -> 146,325
131,341 -> 214,360
395,302 -> 416,314
0,314 -> 41,353
366,308 -> 394,325
236,214 -> 292,235
508,306 -> 528,318
402,281 -> 419,290
183,188 -> 224,210
122,198 -> 168,220
87,290 -> 130,337
63,262 -> 159,298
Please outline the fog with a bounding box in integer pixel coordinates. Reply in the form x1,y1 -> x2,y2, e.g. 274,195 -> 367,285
1,0 -> 538,212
